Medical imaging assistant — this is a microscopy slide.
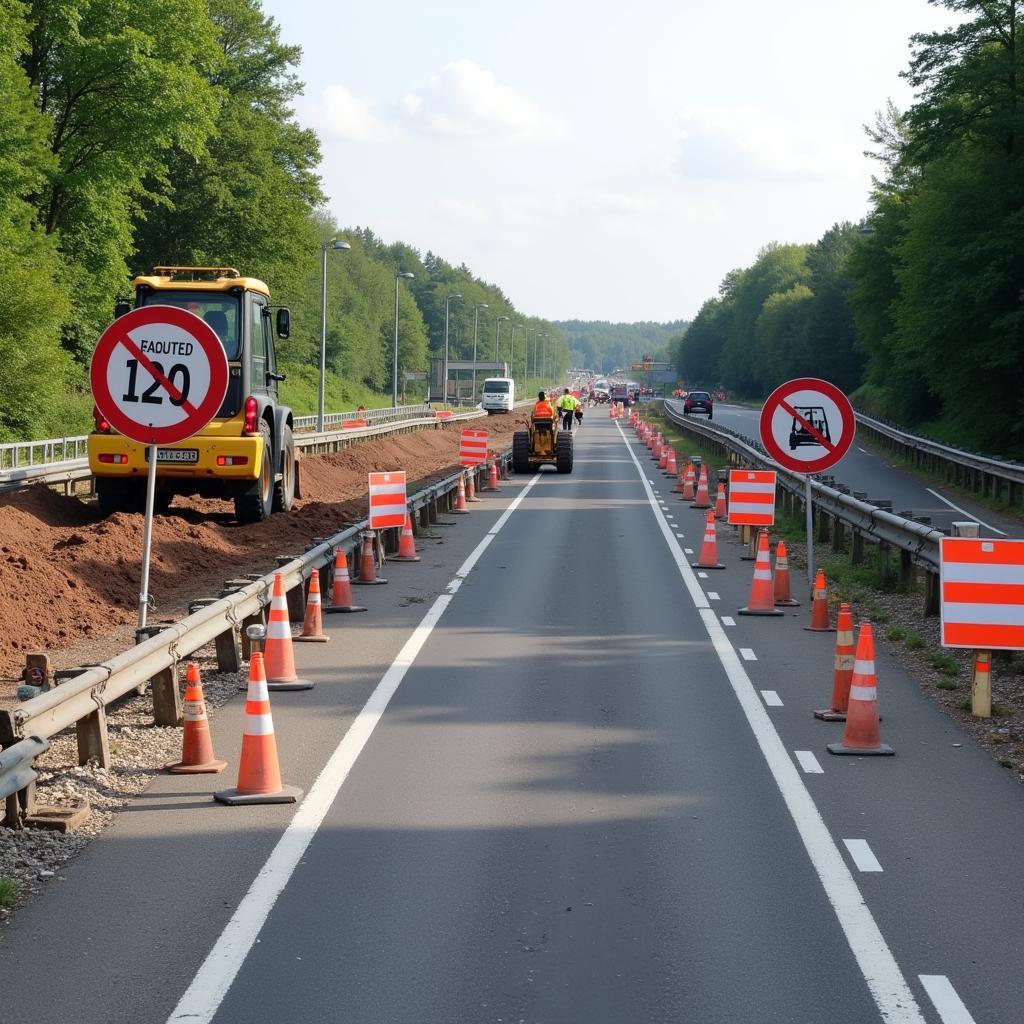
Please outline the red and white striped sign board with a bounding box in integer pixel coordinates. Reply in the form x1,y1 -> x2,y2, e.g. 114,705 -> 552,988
727,470 -> 777,526
940,537 -> 1024,650
459,429 -> 489,466
368,471 -> 407,529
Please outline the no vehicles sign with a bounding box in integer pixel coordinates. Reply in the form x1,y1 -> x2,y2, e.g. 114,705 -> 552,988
759,377 -> 855,475
90,305 -> 229,445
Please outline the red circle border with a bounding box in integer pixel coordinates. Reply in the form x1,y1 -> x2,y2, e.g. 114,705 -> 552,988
759,377 -> 856,474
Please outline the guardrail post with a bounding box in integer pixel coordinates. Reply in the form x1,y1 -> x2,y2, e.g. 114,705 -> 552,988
851,529 -> 865,565
816,507 -> 831,543
899,549 -> 915,590
923,570 -> 940,615
832,519 -> 845,552
138,624 -> 185,726
76,706 -> 110,767
276,556 -> 305,620
877,540 -> 892,585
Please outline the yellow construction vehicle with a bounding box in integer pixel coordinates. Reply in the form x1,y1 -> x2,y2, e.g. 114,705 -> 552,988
511,410 -> 574,474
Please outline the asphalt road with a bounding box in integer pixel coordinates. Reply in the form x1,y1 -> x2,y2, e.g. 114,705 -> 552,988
2,414 -> 1023,1024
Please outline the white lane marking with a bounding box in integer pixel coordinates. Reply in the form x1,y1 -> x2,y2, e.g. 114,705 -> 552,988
615,422 -> 926,1024
684,547 -> 694,554
925,488 -> 1006,536
165,475 -> 544,1024
857,446 -> 867,453
843,838 -> 883,873
675,532 -> 685,538
794,751 -> 823,774
919,976 -> 977,1024
697,571 -> 708,579
707,592 -> 720,601
761,690 -> 783,706
740,648 -> 757,661
721,616 -> 736,626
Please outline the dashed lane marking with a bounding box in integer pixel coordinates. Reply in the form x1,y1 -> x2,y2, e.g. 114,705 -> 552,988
761,690 -> 783,706
707,591 -> 720,601
720,616 -> 736,626
926,488 -> 1007,536
740,648 -> 757,661
794,751 -> 823,774
918,976 -> 977,1024
843,839 -> 883,873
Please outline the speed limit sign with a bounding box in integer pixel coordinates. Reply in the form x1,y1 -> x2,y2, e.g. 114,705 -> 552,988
90,305 -> 229,445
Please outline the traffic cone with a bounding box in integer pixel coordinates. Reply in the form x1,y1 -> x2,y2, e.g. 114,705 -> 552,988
658,445 -> 668,471
738,530 -> 783,616
971,650 -> 992,718
691,510 -> 726,570
804,570 -> 835,631
773,541 -> 800,607
166,663 -> 227,774
665,449 -> 677,477
294,569 -> 330,643
353,528 -> 388,585
324,546 -> 367,614
714,483 -> 727,520
815,604 -> 855,721
678,463 -> 694,496
486,458 -> 500,491
827,623 -> 893,756
214,652 -> 303,804
608,402 -> 615,418
690,465 -> 712,509
466,468 -> 482,502
452,472 -> 470,513
392,513 -> 421,562
264,572 -> 315,690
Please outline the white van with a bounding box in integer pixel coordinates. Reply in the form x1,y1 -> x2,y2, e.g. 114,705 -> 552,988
481,377 -> 515,413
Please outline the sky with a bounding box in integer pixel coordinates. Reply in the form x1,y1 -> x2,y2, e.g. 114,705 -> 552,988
260,0 -> 953,324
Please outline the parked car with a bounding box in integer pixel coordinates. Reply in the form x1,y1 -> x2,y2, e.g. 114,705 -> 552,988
683,390 -> 713,419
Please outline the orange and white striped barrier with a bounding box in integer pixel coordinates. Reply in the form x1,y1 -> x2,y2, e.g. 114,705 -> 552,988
368,471 -> 407,530
940,537 -> 1024,650
738,530 -> 783,616
815,603 -> 855,721
691,510 -> 726,570
827,622 -> 893,756
805,570 -> 834,631
773,540 -> 800,606
214,652 -> 303,804
264,572 -> 315,690
727,470 -> 777,528
325,547 -> 366,614
294,568 -> 330,643
459,429 -> 489,467
392,513 -> 421,563
166,663 -> 226,774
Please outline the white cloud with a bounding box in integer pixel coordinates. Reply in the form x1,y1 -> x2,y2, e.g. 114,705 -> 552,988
400,59 -> 563,143
309,84 -> 395,142
674,106 -> 859,183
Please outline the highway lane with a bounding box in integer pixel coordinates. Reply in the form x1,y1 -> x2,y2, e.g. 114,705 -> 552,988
703,402 -> 1020,539
4,415 -> 1024,1023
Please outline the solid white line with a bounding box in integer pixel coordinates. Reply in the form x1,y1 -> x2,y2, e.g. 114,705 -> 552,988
165,474 -> 544,1024
925,488 -> 1006,536
794,751 -> 823,774
740,648 -> 757,661
720,616 -> 736,626
919,976 -> 977,1024
614,422 -> 926,1024
761,690 -> 783,706
843,838 -> 883,873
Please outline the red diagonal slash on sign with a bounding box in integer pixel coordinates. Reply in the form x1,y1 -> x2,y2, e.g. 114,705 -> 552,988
115,332 -> 200,418
778,398 -> 837,452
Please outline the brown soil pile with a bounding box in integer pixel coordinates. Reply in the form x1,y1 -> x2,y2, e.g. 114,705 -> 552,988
0,421 -> 521,692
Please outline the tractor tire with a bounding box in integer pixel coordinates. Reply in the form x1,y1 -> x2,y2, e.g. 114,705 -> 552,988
234,421 -> 274,523
272,424 -> 296,513
512,431 -> 531,474
556,431 -> 574,474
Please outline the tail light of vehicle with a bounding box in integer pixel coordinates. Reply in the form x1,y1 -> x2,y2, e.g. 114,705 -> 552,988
93,405 -> 111,433
242,396 -> 258,435
216,456 -> 248,467
97,453 -> 128,464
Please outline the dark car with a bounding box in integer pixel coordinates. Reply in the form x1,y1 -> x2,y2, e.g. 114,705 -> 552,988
683,390 -> 713,419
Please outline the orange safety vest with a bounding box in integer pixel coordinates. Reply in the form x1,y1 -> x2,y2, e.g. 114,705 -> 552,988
534,401 -> 554,418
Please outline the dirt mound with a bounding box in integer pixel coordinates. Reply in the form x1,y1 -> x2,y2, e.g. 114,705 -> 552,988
0,421 -> 520,692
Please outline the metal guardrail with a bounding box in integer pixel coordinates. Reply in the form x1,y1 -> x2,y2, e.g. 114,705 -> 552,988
0,736 -> 49,801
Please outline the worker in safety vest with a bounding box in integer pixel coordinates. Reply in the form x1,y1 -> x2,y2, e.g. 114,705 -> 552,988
556,388 -> 579,431
533,390 -> 554,422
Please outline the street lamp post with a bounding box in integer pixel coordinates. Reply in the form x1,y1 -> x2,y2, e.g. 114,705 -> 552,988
509,323 -> 521,383
540,333 -> 548,381
319,238 -> 351,432
494,315 -> 509,369
472,302 -> 489,401
443,293 -> 462,406
523,328 -> 532,381
392,271 -> 415,408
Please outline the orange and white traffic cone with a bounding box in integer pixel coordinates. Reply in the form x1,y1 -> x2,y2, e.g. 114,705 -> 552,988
678,463 -> 694,497
294,568 -> 330,643
452,472 -> 470,513
815,603 -> 855,720
665,449 -> 677,477
324,546 -> 367,614
609,402 -> 615,418
691,510 -> 726,570
714,483 -> 727,520
392,513 -> 421,563
658,445 -> 668,471
971,650 -> 992,718
264,572 -> 315,690
804,570 -> 835,631
690,465 -> 712,509
773,541 -> 800,607
827,623 -> 893,756
486,458 -> 500,491
466,468 -> 482,502
214,652 -> 303,804
353,528 -> 388,585
738,530 -> 783,616
166,663 -> 227,774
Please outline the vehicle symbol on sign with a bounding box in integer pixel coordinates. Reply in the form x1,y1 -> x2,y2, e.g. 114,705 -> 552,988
789,406 -> 832,449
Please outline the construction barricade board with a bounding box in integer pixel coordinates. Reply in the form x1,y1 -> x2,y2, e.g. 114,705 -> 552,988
940,537 -> 1024,650
727,470 -> 777,526
368,471 -> 408,530
459,429 -> 489,466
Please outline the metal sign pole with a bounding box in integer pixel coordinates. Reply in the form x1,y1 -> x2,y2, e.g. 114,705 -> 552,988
805,475 -> 815,591
138,445 -> 159,628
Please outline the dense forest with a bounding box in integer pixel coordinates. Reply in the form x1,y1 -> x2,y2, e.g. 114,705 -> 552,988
554,320 -> 688,374
675,0 -> 1024,455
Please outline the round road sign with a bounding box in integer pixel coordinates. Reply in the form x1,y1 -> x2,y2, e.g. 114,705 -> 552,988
759,377 -> 855,474
90,305 -> 229,446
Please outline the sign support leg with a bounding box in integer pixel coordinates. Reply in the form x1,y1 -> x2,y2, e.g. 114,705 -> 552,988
138,445 -> 159,629
805,475 -> 815,592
